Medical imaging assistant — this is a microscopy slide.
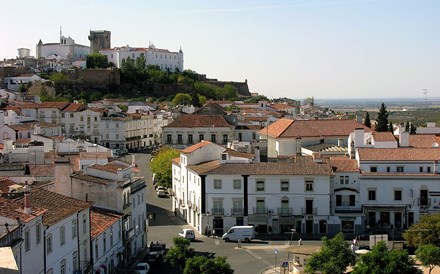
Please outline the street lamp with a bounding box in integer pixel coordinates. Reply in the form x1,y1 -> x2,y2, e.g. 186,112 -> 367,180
290,228 -> 296,247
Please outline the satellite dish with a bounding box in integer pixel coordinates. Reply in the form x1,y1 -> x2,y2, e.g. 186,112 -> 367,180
432,142 -> 439,148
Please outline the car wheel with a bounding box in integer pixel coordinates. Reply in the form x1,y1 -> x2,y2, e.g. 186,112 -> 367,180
244,238 -> 250,243
224,238 -> 230,242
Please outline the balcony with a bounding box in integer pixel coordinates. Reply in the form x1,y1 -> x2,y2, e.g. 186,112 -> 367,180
334,206 -> 362,213
122,202 -> 132,213
277,207 -> 293,216
302,208 -> 317,215
231,208 -> 244,216
187,201 -> 192,208
418,198 -> 431,206
253,207 -> 268,214
124,228 -> 135,242
211,208 -> 224,215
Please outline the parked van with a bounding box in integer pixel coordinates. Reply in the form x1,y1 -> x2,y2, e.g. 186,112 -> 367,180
222,226 -> 255,242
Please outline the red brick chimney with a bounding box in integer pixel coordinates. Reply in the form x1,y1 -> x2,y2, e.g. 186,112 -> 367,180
23,182 -> 31,214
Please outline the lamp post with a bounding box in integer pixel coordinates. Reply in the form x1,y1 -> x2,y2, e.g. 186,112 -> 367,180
290,228 -> 296,247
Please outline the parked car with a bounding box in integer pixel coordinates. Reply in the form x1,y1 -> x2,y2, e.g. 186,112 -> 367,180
157,190 -> 168,198
178,229 -> 195,241
145,242 -> 166,264
135,262 -> 150,274
222,226 -> 255,242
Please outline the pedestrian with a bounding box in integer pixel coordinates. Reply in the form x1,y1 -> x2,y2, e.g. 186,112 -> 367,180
149,214 -> 152,220
153,212 -> 156,222
298,238 -> 302,246
212,229 -> 216,238
205,226 -> 209,236
174,209 -> 177,216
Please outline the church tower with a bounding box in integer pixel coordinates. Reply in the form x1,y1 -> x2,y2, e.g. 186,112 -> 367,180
88,30 -> 111,53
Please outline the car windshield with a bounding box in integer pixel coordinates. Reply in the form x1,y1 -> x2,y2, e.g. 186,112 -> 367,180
135,265 -> 147,270
150,246 -> 162,251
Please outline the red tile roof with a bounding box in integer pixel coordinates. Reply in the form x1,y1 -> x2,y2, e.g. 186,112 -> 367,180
260,119 -> 371,138
164,115 -> 232,128
0,196 -> 46,223
88,162 -> 130,174
90,207 -> 123,239
325,158 -> 359,172
372,132 -> 396,142
358,148 -> 440,161
0,179 -> 16,194
28,165 -> 54,177
409,135 -> 440,148
63,103 -> 86,112
181,141 -> 213,154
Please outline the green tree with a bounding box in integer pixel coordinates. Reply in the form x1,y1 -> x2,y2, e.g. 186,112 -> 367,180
199,94 -> 207,105
118,104 -> 128,112
172,93 -> 192,106
305,233 -> 355,274
403,214 -> 440,247
18,83 -> 27,93
416,244 -> 440,274
352,241 -> 420,274
405,121 -> 410,132
150,147 -> 180,188
410,123 -> 417,134
376,102 -> 389,132
49,72 -> 68,82
388,121 -> 394,132
364,112 -> 371,128
165,237 -> 194,271
184,256 -> 234,274
86,53 -> 108,69
192,92 -> 201,107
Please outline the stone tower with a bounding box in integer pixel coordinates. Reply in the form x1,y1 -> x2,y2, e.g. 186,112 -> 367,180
88,30 -> 111,53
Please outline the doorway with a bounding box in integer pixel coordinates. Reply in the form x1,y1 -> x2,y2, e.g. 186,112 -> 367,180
306,220 -> 313,234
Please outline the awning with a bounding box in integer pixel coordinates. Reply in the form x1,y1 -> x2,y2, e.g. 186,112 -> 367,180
248,215 -> 268,224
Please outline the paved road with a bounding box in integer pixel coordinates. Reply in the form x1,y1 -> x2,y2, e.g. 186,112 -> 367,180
132,153 -> 294,274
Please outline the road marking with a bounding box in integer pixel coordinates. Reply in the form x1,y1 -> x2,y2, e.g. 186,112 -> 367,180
244,249 -> 272,267
215,240 -> 220,246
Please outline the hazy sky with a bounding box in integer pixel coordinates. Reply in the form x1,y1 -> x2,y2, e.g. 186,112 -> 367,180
1,0 -> 439,100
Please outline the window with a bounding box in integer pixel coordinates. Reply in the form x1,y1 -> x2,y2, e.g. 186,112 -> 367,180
305,180 -> 314,191
36,221 -> 41,244
339,176 -> 349,184
281,180 -> 289,192
387,166 -> 391,172
199,134 -> 204,141
60,259 -> 66,274
370,166 -> 377,172
368,190 -> 376,200
177,134 -> 182,144
213,200 -> 223,214
428,167 -> 432,172
103,232 -> 107,253
47,269 -> 53,274
223,134 -> 228,144
214,179 -> 222,189
25,228 -> 30,251
397,166 -> 404,172
95,242 -> 99,259
394,190 -> 402,201
221,153 -> 227,160
110,228 -> 114,246
167,134 -> 172,143
211,134 -> 216,143
73,251 -> 78,273
420,167 -> 423,172
47,234 -> 53,254
349,195 -> 355,206
233,179 -> 241,189
72,220 -> 77,238
336,195 -> 342,206
232,200 -> 243,214
82,214 -> 87,235
60,226 -> 65,246
256,180 -> 265,192
188,134 -> 193,144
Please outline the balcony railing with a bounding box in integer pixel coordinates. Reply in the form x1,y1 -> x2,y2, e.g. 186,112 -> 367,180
277,207 -> 293,215
302,208 -> 317,215
187,201 -> 192,208
334,206 -> 362,213
231,208 -> 244,216
212,208 -> 224,215
418,198 -> 431,206
253,207 -> 268,214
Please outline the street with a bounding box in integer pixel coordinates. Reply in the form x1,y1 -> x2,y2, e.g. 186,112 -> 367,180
132,153 -> 292,274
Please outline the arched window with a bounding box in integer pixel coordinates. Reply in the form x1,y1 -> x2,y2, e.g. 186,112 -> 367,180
60,259 -> 66,274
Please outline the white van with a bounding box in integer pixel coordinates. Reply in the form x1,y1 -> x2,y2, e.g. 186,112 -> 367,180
222,226 -> 255,242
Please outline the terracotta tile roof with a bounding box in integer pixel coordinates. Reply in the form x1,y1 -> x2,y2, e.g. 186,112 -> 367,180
358,148 -> 440,161
80,152 -> 109,161
63,103 -> 86,112
409,135 -> 440,148
0,179 -> 16,194
258,118 -> 294,138
71,173 -> 112,185
21,188 -> 93,226
181,141 -> 213,154
28,165 -> 54,177
187,160 -> 221,174
90,207 -> 123,239
224,148 -> 254,159
15,138 -> 31,143
164,115 -> 232,128
88,162 -> 130,174
372,132 -> 396,142
0,196 -> 46,223
38,102 -> 70,109
325,158 -> 359,172
199,157 -> 332,175
4,105 -> 21,114
270,103 -> 295,110
8,121 -> 59,131
260,119 -> 371,138
172,157 -> 181,164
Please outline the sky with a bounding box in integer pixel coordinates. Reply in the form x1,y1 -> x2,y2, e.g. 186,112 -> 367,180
1,0 -> 439,100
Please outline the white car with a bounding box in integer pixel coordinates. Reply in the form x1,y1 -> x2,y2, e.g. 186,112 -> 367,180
135,262 -> 150,274
157,190 -> 168,198
178,229 -> 195,241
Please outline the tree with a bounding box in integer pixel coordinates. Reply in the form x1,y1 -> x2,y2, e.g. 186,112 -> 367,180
352,241 -> 420,274
376,102 -> 389,132
403,214 -> 440,247
165,237 -> 194,271
86,53 -> 108,69
405,121 -> 410,132
364,112 -> 371,128
49,72 -> 68,82
410,123 -> 417,135
150,147 -> 180,188
192,92 -> 201,107
172,93 -> 192,106
184,256 -> 234,274
416,244 -> 440,274
305,233 -> 355,274
388,121 -> 394,132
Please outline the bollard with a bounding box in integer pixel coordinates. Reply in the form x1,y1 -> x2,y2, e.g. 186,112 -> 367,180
237,239 -> 241,248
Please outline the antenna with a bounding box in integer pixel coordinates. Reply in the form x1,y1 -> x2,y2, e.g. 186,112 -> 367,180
423,88 -> 428,107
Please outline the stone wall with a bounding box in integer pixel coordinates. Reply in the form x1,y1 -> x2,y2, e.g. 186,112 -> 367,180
77,68 -> 120,89
205,79 -> 251,97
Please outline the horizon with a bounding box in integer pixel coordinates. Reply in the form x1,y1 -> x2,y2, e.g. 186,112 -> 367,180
1,0 -> 439,99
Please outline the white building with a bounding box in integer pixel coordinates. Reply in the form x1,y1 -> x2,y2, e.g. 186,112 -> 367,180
36,35 -> 90,61
100,43 -> 183,72
2,75 -> 46,92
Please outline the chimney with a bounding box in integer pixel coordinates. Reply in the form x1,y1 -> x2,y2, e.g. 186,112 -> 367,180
254,146 -> 260,163
354,128 -> 365,147
399,132 -> 409,147
23,182 -> 31,214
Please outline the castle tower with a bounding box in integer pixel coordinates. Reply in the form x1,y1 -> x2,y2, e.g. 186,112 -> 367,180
88,30 -> 111,53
